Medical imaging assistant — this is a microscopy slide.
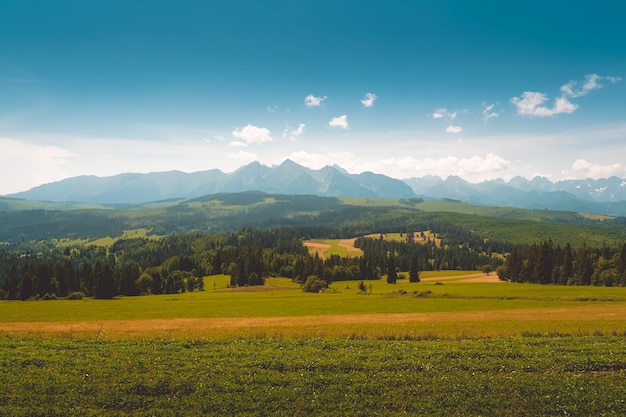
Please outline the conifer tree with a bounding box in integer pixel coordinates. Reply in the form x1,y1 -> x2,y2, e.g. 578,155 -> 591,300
409,256 -> 420,282
387,255 -> 397,284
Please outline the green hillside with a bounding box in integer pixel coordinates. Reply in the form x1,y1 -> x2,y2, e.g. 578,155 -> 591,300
0,192 -> 624,249
0,196 -> 106,211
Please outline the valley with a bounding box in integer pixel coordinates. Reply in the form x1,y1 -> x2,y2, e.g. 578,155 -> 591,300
2,191 -> 626,416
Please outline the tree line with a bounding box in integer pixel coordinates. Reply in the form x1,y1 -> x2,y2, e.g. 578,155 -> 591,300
1,225 -> 624,300
497,240 -> 626,286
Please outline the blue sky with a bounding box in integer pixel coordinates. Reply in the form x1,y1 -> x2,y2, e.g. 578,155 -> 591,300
1,0 -> 625,194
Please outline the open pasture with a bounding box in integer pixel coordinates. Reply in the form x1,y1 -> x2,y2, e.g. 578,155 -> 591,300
2,272 -> 626,340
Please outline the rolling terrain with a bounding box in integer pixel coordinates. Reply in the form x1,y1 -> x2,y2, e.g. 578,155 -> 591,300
1,191 -> 625,250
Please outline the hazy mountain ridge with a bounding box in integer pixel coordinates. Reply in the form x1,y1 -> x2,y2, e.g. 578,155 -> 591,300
5,161 -> 626,216
402,175 -> 626,216
6,160 -> 415,205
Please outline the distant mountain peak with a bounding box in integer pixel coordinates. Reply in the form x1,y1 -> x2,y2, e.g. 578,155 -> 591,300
6,160 -> 414,204
6,161 -> 626,215
331,164 -> 349,174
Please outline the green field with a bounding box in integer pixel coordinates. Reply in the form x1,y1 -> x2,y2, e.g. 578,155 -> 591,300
2,336 -> 626,416
2,272 -> 626,415
3,273 -> 626,339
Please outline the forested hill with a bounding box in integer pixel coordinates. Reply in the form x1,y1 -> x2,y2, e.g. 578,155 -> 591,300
0,191 -> 624,251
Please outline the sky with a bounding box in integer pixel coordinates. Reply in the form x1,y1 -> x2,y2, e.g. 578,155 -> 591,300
1,0 -> 625,195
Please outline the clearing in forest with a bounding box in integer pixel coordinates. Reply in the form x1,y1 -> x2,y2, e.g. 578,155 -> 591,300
304,231 -> 441,259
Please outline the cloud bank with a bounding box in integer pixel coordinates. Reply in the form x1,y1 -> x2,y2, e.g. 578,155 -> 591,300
564,159 -> 626,179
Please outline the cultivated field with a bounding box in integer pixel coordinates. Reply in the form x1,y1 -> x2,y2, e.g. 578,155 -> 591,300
3,271 -> 626,415
303,231 -> 441,259
2,272 -> 626,340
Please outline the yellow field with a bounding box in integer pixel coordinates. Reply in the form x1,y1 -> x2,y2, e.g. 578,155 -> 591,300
3,303 -> 625,340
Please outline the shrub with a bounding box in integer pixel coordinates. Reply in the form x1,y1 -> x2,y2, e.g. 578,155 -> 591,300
302,275 -> 329,293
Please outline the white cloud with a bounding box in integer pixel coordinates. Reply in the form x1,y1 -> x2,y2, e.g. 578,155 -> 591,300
229,141 -> 248,147
512,74 -> 620,117
361,92 -> 377,108
431,108 -> 456,120
431,108 -> 446,119
565,159 -> 626,179
510,91 -> 578,117
482,102 -> 499,122
231,124 -> 272,144
283,123 -> 306,141
560,74 -> 604,98
445,124 -> 462,134
0,137 -> 74,194
553,96 -> 578,114
329,115 -> 349,129
304,94 -> 327,108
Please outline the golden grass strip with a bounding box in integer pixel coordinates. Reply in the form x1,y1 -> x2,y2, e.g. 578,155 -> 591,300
3,303 -> 625,340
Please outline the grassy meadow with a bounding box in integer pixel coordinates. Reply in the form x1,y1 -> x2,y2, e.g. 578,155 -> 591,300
3,272 -> 626,339
3,271 -> 626,415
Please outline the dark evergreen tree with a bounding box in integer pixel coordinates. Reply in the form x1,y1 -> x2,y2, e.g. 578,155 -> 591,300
19,270 -> 34,300
409,255 -> 420,283
387,255 -> 397,284
94,263 -> 116,299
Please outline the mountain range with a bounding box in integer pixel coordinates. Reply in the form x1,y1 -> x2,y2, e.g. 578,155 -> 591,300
6,160 -> 626,216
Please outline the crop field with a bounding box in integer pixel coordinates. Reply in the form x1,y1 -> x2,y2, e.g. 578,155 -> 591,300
304,232 -> 441,259
2,336 -> 626,416
304,238 -> 364,258
2,272 -> 626,340
2,272 -> 626,415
